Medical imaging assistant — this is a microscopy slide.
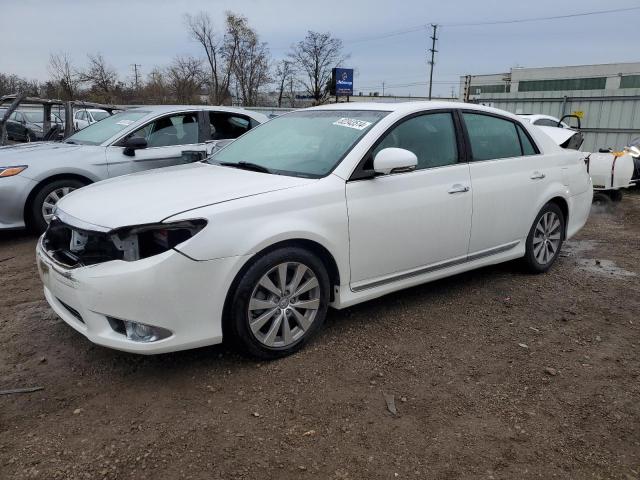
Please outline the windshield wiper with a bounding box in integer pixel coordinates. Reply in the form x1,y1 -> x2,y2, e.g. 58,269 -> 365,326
65,140 -> 77,144
219,161 -> 271,174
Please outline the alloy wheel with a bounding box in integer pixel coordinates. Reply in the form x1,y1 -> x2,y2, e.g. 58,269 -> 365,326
42,187 -> 76,224
532,211 -> 562,265
248,262 -> 320,348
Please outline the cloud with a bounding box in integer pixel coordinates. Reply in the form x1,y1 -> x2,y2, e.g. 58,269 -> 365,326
1,0 -> 638,97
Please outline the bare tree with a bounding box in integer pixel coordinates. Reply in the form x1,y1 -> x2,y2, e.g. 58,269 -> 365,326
274,59 -> 295,107
226,13 -> 270,106
79,53 -> 118,103
185,11 -> 233,105
290,31 -> 345,104
142,67 -> 171,104
48,52 -> 79,99
0,73 -> 40,97
165,55 -> 204,104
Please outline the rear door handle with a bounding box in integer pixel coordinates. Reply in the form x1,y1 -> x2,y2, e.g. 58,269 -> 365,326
448,184 -> 470,194
530,171 -> 546,180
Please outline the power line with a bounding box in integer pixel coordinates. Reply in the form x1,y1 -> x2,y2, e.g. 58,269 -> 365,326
342,6 -> 640,47
346,25 -> 429,45
444,6 -> 640,27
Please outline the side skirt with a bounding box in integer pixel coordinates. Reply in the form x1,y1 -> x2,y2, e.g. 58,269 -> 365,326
351,240 -> 520,293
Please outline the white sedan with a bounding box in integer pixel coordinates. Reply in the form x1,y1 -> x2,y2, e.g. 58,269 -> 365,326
73,108 -> 111,130
518,113 -> 584,150
36,102 -> 593,359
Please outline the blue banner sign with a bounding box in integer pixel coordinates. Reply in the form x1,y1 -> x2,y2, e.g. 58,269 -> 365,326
333,68 -> 354,96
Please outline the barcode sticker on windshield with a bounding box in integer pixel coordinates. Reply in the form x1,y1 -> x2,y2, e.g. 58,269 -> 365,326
333,118 -> 372,130
116,120 -> 134,126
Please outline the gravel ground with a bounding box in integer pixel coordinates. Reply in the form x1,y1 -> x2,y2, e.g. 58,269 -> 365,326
1,191 -> 639,480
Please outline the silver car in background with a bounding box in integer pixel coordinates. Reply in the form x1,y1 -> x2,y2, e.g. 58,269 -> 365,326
0,105 -> 268,232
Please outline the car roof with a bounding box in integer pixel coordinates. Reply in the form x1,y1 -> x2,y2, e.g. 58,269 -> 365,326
517,113 -> 559,121
306,100 -> 523,121
123,104 -> 268,121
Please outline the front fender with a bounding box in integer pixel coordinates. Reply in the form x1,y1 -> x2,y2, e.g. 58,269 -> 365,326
170,176 -> 350,284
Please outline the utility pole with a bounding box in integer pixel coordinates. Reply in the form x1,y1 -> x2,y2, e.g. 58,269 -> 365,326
131,64 -> 142,90
382,81 -> 385,96
463,75 -> 471,102
427,24 -> 438,100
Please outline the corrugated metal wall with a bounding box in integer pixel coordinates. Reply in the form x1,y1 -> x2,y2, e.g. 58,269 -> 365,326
475,89 -> 640,152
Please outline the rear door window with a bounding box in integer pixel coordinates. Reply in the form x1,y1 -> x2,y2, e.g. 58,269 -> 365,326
209,112 -> 252,140
462,113 -> 525,161
516,125 -> 538,156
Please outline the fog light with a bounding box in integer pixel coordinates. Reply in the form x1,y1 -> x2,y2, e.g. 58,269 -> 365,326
122,320 -> 172,343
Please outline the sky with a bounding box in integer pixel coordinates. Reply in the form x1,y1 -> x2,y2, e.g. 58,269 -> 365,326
2,0 -> 640,98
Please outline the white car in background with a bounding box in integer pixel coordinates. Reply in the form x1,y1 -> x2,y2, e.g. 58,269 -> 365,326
37,102 -> 592,359
518,114 -> 570,129
73,108 -> 111,130
519,113 -> 637,203
518,114 -> 583,150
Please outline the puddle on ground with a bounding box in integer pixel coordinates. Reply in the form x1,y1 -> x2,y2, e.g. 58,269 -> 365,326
561,240 -> 636,278
561,240 -> 598,257
576,259 -> 637,278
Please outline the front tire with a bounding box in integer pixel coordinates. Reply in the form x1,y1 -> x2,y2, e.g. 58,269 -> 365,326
30,178 -> 87,233
226,247 -> 330,359
523,203 -> 565,273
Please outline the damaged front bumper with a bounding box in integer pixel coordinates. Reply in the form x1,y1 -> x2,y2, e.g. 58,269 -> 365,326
36,231 -> 249,354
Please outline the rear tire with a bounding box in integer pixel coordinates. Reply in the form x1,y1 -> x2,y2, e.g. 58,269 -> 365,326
607,190 -> 623,202
226,247 -> 330,360
523,203 -> 565,273
29,178 -> 87,233
592,192 -> 612,210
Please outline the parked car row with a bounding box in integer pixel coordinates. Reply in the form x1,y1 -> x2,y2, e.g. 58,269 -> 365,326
23,102 -> 593,359
0,108 -> 65,142
0,105 -> 268,231
0,107 -> 115,144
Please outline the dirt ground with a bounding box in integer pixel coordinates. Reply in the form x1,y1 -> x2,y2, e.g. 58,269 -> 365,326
1,192 -> 639,480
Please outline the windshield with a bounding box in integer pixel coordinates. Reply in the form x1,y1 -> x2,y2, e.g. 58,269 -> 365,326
208,110 -> 388,178
66,110 -> 149,145
92,111 -> 110,121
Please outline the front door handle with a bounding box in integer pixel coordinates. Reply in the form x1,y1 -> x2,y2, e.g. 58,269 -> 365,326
530,171 -> 546,180
448,184 -> 470,194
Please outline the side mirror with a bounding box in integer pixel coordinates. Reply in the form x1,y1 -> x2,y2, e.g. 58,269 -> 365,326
373,148 -> 418,175
122,137 -> 147,157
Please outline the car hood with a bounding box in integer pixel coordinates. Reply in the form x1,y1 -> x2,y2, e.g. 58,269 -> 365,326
56,162 -> 315,230
0,142 -> 101,165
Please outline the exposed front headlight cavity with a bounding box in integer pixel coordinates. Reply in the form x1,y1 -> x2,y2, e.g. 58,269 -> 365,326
42,219 -> 207,267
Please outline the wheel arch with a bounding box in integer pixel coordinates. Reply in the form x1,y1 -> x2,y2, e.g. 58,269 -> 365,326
547,196 -> 569,238
23,173 -> 93,226
221,238 -> 341,337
